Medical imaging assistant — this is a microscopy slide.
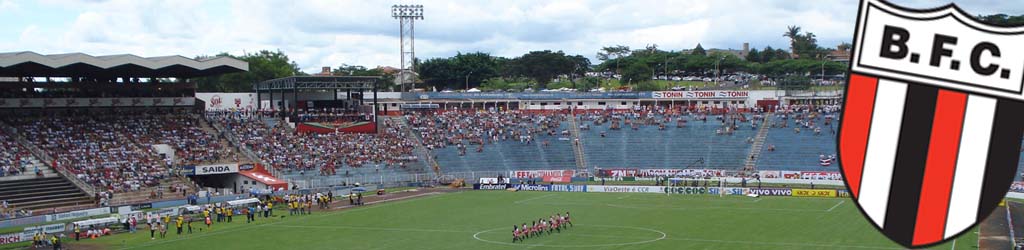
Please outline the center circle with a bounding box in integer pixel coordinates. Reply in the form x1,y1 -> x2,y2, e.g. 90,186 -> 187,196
471,224 -> 667,248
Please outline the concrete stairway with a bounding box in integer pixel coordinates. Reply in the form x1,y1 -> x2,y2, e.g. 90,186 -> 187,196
742,113 -> 773,171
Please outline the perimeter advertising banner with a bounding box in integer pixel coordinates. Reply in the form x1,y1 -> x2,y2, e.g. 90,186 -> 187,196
587,185 -> 663,193
45,207 -> 110,222
791,189 -> 839,198
0,232 -> 28,245
748,188 -> 793,196
650,91 -> 750,99
663,186 -> 709,195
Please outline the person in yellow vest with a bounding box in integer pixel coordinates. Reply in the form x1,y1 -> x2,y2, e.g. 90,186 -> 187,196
175,216 -> 183,235
32,233 -> 40,248
266,201 -> 273,217
202,208 -> 210,220
288,201 -> 295,215
215,207 -> 222,222
226,207 -> 233,222
73,224 -> 80,241
50,234 -> 60,250
162,215 -> 170,228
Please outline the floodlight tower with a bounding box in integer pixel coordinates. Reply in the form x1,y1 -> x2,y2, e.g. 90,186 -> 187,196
392,4 -> 423,92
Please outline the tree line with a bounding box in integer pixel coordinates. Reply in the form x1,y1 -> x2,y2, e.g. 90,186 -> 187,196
196,15 -> 1024,92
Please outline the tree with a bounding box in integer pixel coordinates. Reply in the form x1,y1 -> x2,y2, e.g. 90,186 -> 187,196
783,26 -> 802,43
194,50 -> 302,92
746,48 -> 762,63
416,52 -> 503,90
977,14 -> 1024,26
783,25 -> 829,59
597,45 -> 631,74
507,50 -> 575,89
692,43 -> 706,56
569,55 -> 591,78
620,61 -> 653,86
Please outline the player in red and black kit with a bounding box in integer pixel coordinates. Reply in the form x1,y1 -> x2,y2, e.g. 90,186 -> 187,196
513,225 -> 520,242
564,211 -> 573,227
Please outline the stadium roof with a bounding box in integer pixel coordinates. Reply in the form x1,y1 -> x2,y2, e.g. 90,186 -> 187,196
0,51 -> 249,78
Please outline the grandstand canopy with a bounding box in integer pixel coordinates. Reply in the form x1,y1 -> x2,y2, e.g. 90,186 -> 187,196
255,75 -> 381,112
0,51 -> 248,78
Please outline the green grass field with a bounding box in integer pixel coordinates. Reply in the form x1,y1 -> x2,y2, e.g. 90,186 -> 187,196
66,191 -> 977,250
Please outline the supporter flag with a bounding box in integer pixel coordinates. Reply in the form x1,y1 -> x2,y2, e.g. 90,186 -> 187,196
838,0 -> 1024,248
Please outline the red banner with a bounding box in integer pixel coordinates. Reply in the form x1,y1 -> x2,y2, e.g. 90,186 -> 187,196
799,171 -> 843,180
600,169 -> 638,177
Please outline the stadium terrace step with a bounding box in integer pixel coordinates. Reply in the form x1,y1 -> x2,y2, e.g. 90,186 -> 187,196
0,185 -> 78,196
580,116 -> 753,170
0,180 -> 76,190
12,196 -> 93,211
755,114 -> 839,171
0,177 -> 68,188
5,192 -> 87,204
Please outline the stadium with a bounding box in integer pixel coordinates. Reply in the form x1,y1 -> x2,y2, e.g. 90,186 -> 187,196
1,1 -> 1024,250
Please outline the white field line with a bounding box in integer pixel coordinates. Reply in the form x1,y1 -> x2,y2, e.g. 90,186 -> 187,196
826,200 -> 846,212
514,194 -> 557,204
273,224 -> 473,234
605,203 -> 833,212
563,233 -> 900,249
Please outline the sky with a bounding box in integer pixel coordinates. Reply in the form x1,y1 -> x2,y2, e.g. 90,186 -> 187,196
0,0 -> 1021,73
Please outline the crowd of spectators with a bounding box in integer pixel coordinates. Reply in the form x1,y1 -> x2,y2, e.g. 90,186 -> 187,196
405,110 -> 568,155
0,130 -> 30,177
209,111 -> 420,176
575,105 -> 760,137
7,110 -> 237,193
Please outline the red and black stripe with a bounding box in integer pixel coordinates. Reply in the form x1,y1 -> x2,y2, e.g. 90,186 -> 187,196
883,84 -> 938,246
912,89 -> 966,245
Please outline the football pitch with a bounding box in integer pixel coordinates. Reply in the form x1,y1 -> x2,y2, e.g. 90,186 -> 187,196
78,190 -> 977,250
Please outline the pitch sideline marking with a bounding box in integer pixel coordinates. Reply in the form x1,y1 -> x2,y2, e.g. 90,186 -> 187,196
605,203 -> 833,212
659,236 -> 902,249
514,193 -> 557,204
117,192 -> 449,250
472,224 -> 667,248
826,200 -> 846,212
273,224 -> 473,234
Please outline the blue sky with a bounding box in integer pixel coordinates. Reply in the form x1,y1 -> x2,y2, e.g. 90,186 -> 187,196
0,0 -> 1020,73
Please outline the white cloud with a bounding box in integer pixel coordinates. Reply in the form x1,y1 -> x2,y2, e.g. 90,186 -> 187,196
0,0 -> 1020,73
0,0 -> 18,12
